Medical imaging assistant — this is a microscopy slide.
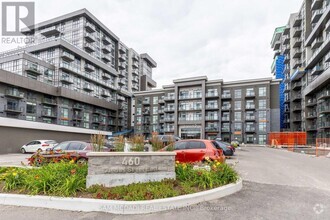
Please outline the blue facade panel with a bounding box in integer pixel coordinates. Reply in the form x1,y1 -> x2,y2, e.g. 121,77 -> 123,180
275,55 -> 285,130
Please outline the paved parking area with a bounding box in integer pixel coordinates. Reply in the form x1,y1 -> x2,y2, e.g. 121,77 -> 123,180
0,153 -> 31,167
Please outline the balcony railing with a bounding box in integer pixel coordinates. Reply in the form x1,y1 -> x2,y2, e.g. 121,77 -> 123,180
4,105 -> 23,113
164,96 -> 175,101
245,127 -> 256,132
245,105 -> 256,110
164,128 -> 174,132
5,89 -> 24,99
179,117 -> 202,121
164,107 -> 175,112
206,105 -> 219,109
245,116 -> 255,121
221,94 -> 231,99
221,127 -> 230,132
179,94 -> 202,100
246,92 -> 255,97
205,116 -> 219,121
206,92 -> 219,97
205,127 -> 219,132
221,117 -> 230,121
221,106 -> 231,110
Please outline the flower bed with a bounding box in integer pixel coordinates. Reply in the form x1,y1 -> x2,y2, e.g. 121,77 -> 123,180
0,160 -> 238,201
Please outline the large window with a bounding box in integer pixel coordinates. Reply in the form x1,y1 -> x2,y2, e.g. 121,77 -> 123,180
259,135 -> 267,145
234,89 -> 241,99
234,101 -> 241,110
259,111 -> 267,121
234,112 -> 241,121
153,106 -> 158,114
153,96 -> 158,104
258,122 -> 267,132
234,123 -> 242,131
26,103 -> 36,114
259,87 -> 266,97
259,100 -> 267,109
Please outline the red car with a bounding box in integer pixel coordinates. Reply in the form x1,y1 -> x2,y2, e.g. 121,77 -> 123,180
163,139 -> 226,163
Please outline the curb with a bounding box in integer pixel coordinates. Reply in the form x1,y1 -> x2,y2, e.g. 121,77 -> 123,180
0,178 -> 242,214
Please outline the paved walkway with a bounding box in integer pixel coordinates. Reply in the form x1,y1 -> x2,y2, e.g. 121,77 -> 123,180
0,147 -> 329,219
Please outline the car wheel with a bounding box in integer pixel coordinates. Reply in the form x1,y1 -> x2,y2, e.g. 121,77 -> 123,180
77,158 -> 87,165
20,148 -> 26,154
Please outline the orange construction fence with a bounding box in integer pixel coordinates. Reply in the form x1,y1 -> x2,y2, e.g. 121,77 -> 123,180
268,132 -> 307,147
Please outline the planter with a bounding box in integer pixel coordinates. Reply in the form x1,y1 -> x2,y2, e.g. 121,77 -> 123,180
86,152 -> 176,187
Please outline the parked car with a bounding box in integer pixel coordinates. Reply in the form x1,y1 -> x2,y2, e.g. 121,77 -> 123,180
162,139 -> 225,163
215,138 -> 235,152
20,140 -> 57,154
151,135 -> 181,146
214,140 -> 234,156
30,141 -> 104,166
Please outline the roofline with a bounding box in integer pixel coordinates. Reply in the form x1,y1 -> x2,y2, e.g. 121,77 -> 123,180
140,53 -> 157,67
223,77 -> 275,85
22,8 -> 120,41
173,75 -> 208,83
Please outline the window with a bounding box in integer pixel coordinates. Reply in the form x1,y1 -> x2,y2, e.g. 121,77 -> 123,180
153,96 -> 158,104
61,108 -> 69,118
174,141 -> 187,150
136,107 -> 141,115
234,112 -> 241,121
83,113 -> 89,121
188,141 -> 206,149
68,142 -> 83,150
234,101 -> 241,110
53,142 -> 69,151
26,103 -> 36,114
259,87 -> 266,97
26,116 -> 36,121
60,120 -> 69,126
234,123 -> 242,131
259,122 -> 267,132
152,115 -> 158,123
83,122 -> 89,129
259,111 -> 267,121
259,100 -> 266,109
246,88 -> 254,96
259,135 -> 267,145
153,106 -> 158,114
234,89 -> 241,99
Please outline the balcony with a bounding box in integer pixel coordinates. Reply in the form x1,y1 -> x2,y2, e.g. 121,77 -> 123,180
292,105 -> 302,112
179,117 -> 202,122
102,72 -> 111,80
245,127 -> 256,133
311,65 -> 324,76
42,97 -> 57,105
119,54 -> 126,61
158,109 -> 164,114
292,94 -> 302,102
164,96 -> 175,101
119,113 -> 125,118
132,84 -> 139,91
306,112 -> 317,119
119,63 -> 126,70
307,125 -> 317,131
245,105 -> 255,110
283,35 -> 290,45
284,54 -> 290,64
164,107 -> 175,112
285,108 -> 290,113
206,105 -> 219,110
284,85 -> 291,92
132,69 -> 139,75
293,37 -> 302,48
40,26 -> 60,36
292,117 -> 302,122
60,75 -> 74,84
83,84 -> 93,92
311,37 -> 323,49
245,116 -> 256,121
132,54 -> 139,61
61,51 -> 75,62
101,90 -> 110,98
119,45 -> 126,53
283,118 -> 290,124
73,103 -> 84,110
245,92 -> 255,98
206,92 -> 219,98
132,76 -> 139,83
318,90 -> 330,100
205,127 -> 219,132
101,54 -> 111,62
132,61 -> 139,68
92,118 -> 100,124
85,22 -> 95,32
312,0 -> 323,10
5,89 -> 24,99
293,27 -> 302,37
102,35 -> 111,45
221,94 -> 231,99
41,110 -> 57,118
179,94 -> 203,100
102,45 -> 111,54
306,99 -> 317,107
311,8 -> 324,23
26,65 -> 43,76
164,128 -> 174,132
293,48 -> 302,58
221,127 -> 230,132
283,45 -> 290,54
143,110 -> 150,115
318,105 -> 330,113
284,97 -> 290,103
221,106 -> 231,111
293,59 -> 302,69
84,33 -> 96,42
142,100 -> 150,105
293,15 -> 302,27
179,106 -> 202,111
84,64 -> 95,72
292,82 -> 302,90
221,117 -> 230,121
318,121 -> 330,129
4,105 -> 23,113
165,117 -> 175,122
205,116 -> 219,121
84,43 -> 95,52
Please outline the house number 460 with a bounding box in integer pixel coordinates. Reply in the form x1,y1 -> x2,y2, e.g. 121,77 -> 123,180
121,157 -> 140,166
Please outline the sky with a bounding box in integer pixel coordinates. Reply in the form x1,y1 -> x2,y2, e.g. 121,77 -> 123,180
0,0 -> 303,87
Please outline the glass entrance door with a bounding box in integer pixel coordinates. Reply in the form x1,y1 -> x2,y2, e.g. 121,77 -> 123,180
180,127 -> 201,139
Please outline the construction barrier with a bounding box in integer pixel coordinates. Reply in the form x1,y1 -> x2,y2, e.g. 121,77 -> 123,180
268,132 -> 307,151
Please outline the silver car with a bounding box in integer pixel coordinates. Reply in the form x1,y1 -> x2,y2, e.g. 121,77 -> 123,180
20,140 -> 58,153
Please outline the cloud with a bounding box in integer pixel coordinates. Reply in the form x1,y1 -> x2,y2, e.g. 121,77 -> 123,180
0,0 -> 302,87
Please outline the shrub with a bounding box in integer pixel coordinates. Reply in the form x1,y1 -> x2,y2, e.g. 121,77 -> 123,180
114,135 -> 125,152
130,135 -> 145,152
150,135 -> 164,151
90,133 -> 105,152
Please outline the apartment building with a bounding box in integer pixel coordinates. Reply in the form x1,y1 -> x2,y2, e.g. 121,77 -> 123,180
133,76 -> 281,145
271,0 -> 330,142
0,9 -> 157,153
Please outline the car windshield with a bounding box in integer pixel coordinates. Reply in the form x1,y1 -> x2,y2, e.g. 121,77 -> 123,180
53,142 -> 69,151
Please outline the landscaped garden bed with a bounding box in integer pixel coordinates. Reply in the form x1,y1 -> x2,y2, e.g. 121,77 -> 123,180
0,159 -> 239,201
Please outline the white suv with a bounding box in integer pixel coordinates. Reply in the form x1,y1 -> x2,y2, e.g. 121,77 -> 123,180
20,140 -> 58,153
